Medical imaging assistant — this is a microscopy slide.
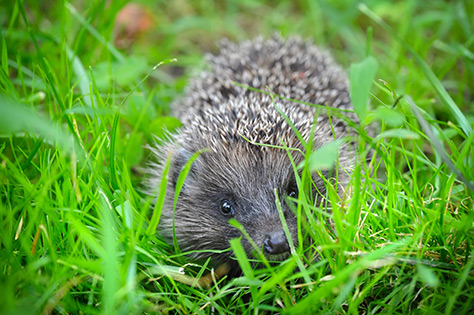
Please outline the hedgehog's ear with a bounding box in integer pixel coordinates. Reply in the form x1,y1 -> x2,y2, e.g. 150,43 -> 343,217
170,147 -> 200,191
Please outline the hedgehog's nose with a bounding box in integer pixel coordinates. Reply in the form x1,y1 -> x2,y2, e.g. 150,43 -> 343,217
263,230 -> 289,255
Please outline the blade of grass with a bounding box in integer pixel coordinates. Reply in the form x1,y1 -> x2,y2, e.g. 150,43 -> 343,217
109,112 -> 120,190
0,96 -> 77,155
349,55 -> 378,121
274,189 -> 312,286
99,189 -> 119,314
146,153 -> 172,238
2,37 -> 8,77
171,149 -> 206,253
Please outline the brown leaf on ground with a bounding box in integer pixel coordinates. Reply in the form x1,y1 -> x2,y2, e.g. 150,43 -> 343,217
114,3 -> 154,49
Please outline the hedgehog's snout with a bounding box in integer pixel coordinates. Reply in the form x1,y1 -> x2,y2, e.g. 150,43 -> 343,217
263,230 -> 290,255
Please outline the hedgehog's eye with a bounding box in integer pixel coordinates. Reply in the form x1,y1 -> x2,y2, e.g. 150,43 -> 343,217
287,182 -> 298,199
220,199 -> 235,216
288,190 -> 297,199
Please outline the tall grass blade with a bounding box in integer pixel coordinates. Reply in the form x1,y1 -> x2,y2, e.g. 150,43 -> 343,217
0,96 -> 77,154
1,37 -> 8,77
146,154 -> 172,237
349,55 -> 378,121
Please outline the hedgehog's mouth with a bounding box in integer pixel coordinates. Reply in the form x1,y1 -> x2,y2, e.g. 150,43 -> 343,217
248,248 -> 292,263
246,251 -> 292,271
264,252 -> 291,262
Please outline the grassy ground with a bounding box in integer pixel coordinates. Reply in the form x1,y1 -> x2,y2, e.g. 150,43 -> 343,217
1,0 -> 474,313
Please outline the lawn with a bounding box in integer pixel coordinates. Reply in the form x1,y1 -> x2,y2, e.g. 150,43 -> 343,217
1,0 -> 473,313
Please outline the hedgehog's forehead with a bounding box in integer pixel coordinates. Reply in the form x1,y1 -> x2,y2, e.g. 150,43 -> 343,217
196,140 -> 298,192
178,123 -> 306,193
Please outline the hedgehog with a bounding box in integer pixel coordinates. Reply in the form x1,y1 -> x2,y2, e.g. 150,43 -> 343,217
146,35 -> 356,274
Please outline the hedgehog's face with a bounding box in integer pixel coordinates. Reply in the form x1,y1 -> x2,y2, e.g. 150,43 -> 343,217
159,142 -> 306,272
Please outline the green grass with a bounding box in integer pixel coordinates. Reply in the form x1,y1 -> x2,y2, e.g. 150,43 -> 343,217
1,0 -> 474,313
